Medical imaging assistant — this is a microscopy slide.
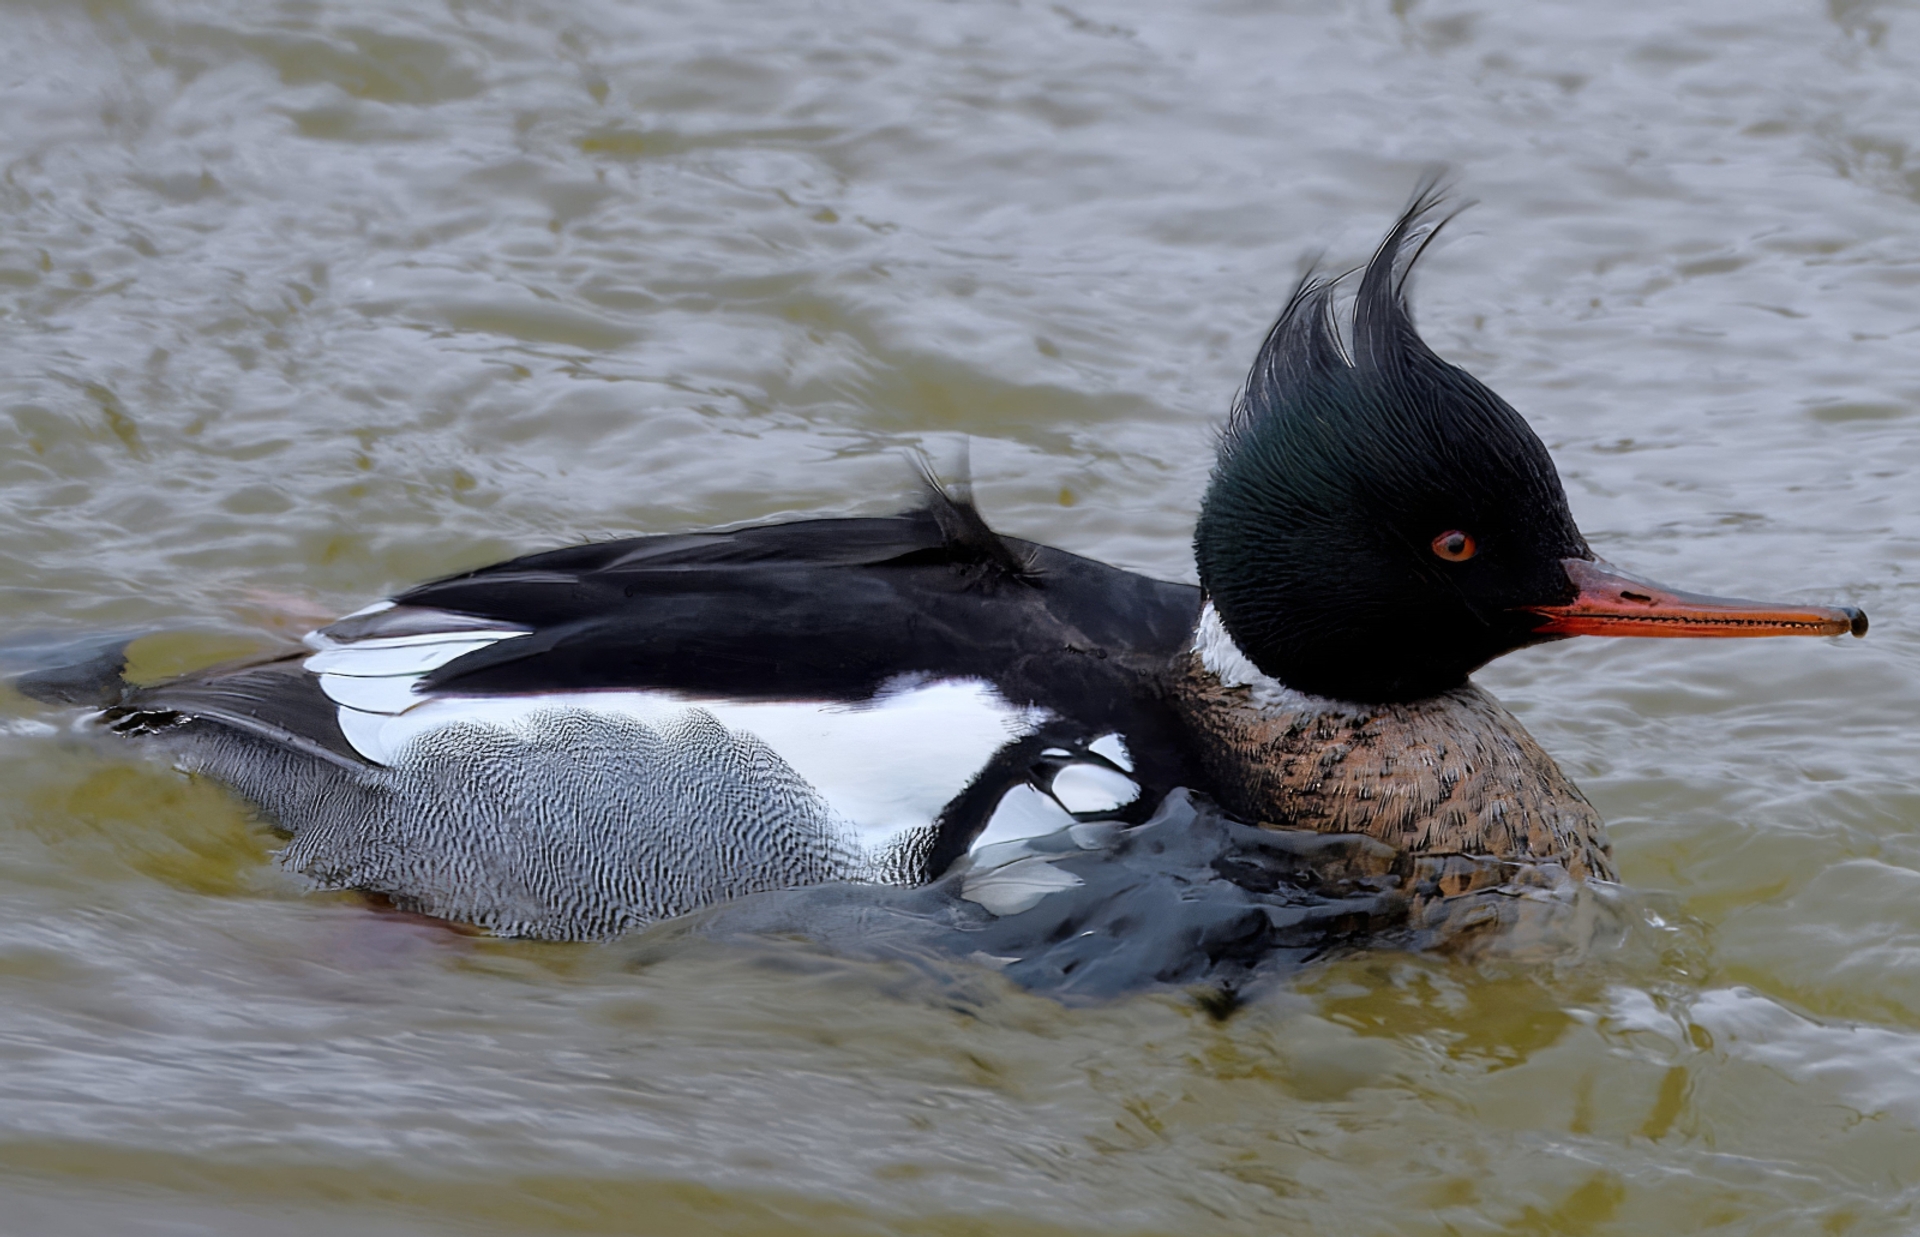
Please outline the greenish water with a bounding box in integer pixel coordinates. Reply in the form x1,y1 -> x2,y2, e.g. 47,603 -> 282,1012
1,0 -> 1917,1232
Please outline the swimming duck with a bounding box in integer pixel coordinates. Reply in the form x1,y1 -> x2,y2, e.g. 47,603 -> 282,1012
39,188 -> 1865,943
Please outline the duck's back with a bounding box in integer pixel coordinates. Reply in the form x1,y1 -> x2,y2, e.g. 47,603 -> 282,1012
108,502 -> 1203,937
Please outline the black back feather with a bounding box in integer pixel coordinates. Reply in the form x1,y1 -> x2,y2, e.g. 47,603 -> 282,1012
910,457 -> 1041,587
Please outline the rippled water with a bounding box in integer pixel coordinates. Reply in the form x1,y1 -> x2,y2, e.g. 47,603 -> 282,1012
1,0 -> 1917,1232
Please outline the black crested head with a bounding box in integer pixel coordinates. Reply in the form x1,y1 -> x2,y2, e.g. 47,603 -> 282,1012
1193,186 -> 1590,703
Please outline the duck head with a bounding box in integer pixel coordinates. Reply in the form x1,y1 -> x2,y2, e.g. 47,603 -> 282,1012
1193,190 -> 1866,704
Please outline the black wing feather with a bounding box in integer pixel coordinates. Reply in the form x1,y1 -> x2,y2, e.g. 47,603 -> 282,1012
383,506 -> 1200,712
114,495 -> 1202,786
110,657 -> 364,768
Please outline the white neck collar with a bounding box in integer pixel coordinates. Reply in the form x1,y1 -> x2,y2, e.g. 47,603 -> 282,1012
1191,601 -> 1329,711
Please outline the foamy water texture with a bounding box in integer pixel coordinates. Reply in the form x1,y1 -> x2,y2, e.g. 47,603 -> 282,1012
1,0 -> 1917,1232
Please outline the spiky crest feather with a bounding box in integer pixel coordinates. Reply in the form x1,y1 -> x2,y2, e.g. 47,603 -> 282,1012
1195,184 -> 1590,702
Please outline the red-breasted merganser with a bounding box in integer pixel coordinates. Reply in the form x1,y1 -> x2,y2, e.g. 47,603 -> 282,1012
32,187 -> 1864,948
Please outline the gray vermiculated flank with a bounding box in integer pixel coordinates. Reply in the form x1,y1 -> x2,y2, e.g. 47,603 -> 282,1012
171,706 -> 905,940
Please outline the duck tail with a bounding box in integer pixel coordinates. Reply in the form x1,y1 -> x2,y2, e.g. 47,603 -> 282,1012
8,635 -> 135,707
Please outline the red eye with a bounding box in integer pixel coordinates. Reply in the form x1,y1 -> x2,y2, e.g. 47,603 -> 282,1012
1432,530 -> 1476,562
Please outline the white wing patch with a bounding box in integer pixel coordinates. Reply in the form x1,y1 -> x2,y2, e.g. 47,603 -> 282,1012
297,607 -> 1157,879
313,673 -> 428,715
306,636 -> 526,679
302,607 -> 1052,855
302,616 -> 534,756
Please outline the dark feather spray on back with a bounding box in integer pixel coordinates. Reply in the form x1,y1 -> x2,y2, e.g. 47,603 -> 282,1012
908,455 -> 1042,588
1194,187 -> 1590,702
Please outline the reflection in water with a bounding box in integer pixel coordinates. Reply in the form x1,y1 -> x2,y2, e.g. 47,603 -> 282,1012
0,0 -> 1917,1232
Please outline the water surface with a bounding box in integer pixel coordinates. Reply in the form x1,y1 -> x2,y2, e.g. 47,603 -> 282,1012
2,0 -> 1917,1232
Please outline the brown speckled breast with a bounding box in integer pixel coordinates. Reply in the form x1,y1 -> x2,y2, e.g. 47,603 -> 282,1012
1170,654 -> 1615,953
